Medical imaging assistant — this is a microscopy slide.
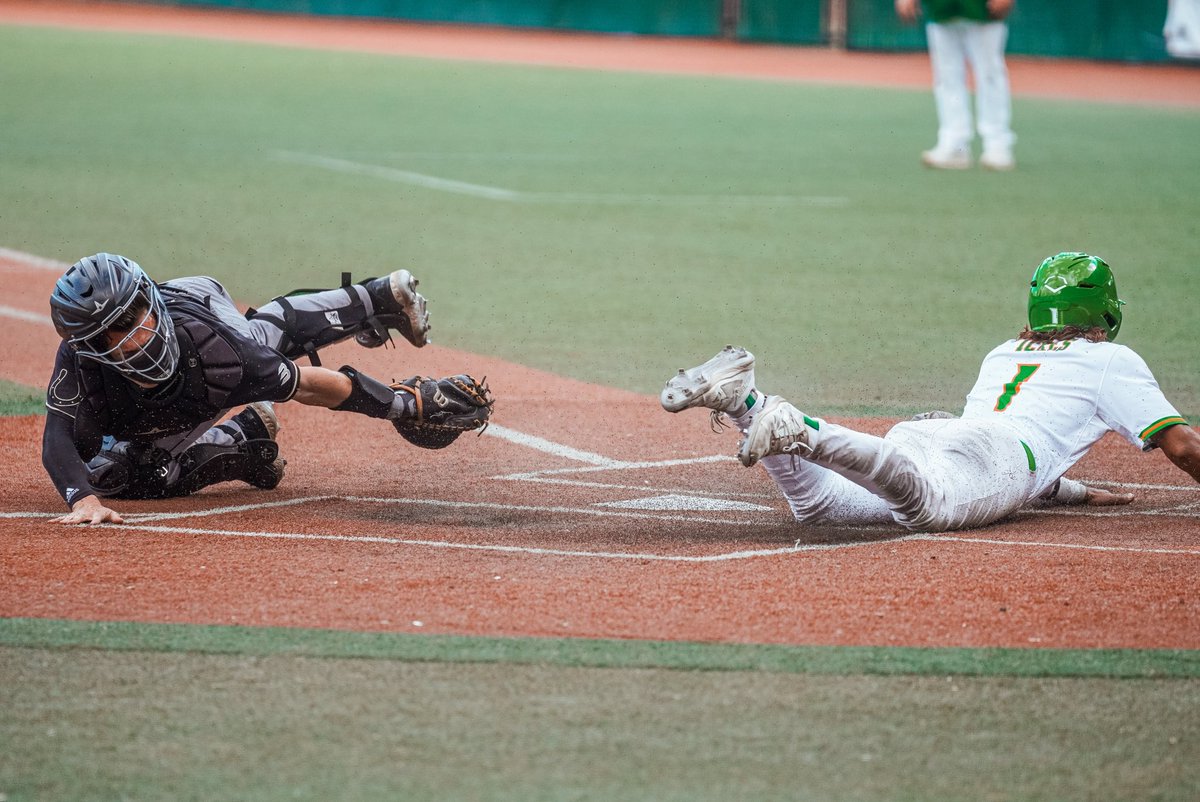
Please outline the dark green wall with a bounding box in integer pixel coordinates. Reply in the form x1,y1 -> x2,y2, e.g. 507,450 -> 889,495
146,1 -> 1190,62
847,0 -> 1177,63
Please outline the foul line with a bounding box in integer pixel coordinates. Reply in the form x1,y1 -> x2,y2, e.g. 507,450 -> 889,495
0,303 -> 53,327
273,150 -> 849,207
7,495 -> 1200,560
918,533 -> 1200,557
107,521 -> 912,562
0,247 -> 68,272
483,423 -> 624,467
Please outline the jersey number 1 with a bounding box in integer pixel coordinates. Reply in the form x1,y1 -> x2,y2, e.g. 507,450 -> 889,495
995,364 -> 1040,412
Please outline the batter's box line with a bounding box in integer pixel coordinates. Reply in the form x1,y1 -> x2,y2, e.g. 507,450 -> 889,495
94,519 -> 918,562
919,533 -> 1200,557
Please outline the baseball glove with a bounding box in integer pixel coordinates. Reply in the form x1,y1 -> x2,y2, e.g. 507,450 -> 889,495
390,374 -> 494,449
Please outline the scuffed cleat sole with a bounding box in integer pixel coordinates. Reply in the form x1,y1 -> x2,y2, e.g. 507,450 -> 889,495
390,269 -> 430,348
356,269 -> 431,349
660,345 -> 755,414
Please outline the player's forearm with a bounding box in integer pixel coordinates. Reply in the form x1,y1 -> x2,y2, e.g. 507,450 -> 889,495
296,365 -> 410,421
41,413 -> 94,507
1155,425 -> 1200,484
292,365 -> 353,407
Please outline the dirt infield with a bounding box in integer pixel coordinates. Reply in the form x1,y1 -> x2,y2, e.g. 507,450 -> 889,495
2,251 -> 1197,650
2,6 -> 1198,651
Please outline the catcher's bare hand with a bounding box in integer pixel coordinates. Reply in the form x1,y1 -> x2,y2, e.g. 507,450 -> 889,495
390,374 -> 495,449
51,494 -> 124,525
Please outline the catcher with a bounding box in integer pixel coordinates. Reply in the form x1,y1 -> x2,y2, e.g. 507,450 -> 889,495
663,252 -> 1200,532
42,253 -> 493,525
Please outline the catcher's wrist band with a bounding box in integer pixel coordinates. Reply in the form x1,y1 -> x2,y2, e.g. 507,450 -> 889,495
331,365 -> 397,419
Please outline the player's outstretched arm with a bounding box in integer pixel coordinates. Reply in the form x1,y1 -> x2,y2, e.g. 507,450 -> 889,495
1082,485 -> 1135,506
1155,424 -> 1200,484
291,365 -> 353,407
51,494 -> 124,525
1041,477 -> 1133,507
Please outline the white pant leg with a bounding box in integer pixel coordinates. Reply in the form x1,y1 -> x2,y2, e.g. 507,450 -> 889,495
759,453 -> 895,526
865,419 -> 1036,531
926,21 -> 973,152
962,21 -> 1014,153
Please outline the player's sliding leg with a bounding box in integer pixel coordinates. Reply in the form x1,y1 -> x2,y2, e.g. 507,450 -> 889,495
662,346 -> 893,525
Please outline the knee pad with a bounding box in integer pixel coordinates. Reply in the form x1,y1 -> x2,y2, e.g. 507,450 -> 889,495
87,443 -> 175,499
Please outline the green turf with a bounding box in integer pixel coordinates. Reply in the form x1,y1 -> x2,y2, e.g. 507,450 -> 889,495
1,619 -> 1198,801
2,617 -> 1197,678
0,378 -> 42,416
2,25 -> 1198,418
3,24 -> 1199,800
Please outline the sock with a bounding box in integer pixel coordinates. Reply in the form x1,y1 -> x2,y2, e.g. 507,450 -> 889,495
729,389 -> 763,431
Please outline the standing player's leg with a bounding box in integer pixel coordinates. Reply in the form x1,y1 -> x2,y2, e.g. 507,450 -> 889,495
923,20 -> 974,168
963,20 -> 1015,170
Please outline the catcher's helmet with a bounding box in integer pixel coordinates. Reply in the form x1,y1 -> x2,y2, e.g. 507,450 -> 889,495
49,253 -> 180,382
1027,252 -> 1124,340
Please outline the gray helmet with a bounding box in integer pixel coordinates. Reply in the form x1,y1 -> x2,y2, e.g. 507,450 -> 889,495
49,253 -> 180,382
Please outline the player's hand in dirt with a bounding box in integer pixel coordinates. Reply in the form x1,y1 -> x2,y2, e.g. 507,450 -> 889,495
51,495 -> 125,525
1083,486 -> 1135,506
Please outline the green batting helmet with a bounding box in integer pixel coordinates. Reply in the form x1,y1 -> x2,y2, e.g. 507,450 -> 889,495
1027,252 -> 1124,340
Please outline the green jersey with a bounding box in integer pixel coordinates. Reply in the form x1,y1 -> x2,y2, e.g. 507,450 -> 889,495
922,0 -> 993,23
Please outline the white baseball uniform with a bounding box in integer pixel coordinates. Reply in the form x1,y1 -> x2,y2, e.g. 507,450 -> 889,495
926,19 -> 1014,157
753,338 -> 1186,532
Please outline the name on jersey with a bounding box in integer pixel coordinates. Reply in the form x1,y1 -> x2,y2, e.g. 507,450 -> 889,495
1013,339 -> 1072,353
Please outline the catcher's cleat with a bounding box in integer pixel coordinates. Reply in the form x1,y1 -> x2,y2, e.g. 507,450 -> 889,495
736,396 -> 814,468
176,439 -> 284,494
357,269 -> 430,349
661,345 -> 756,415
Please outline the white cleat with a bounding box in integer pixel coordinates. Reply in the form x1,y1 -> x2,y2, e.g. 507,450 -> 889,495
660,345 -> 756,414
980,150 -> 1016,171
921,147 -> 972,170
737,395 -> 813,467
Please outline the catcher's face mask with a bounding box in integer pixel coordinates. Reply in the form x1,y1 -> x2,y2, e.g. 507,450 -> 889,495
51,253 -> 181,384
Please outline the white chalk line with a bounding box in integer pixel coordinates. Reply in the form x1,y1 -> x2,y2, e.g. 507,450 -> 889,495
0,249 -> 65,328
108,521 -> 914,562
273,150 -> 848,207
6,493 -> 1200,560
0,303 -> 53,327
483,423 -> 624,467
916,533 -> 1200,557
338,495 -> 764,526
0,247 -> 69,272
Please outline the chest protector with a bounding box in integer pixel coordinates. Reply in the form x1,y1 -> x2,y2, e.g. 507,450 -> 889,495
72,294 -> 246,455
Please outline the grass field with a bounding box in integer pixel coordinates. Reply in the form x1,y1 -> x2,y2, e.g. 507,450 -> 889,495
3,20 -> 1199,802
3,25 -> 1198,417
2,619 -> 1198,801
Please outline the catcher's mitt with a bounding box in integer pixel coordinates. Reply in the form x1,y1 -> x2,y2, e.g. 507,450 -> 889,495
390,374 -> 494,449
